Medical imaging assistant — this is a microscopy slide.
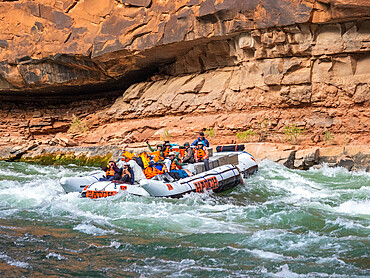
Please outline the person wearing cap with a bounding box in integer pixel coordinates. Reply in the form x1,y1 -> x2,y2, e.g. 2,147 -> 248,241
191,131 -> 210,147
194,141 -> 210,171
100,161 -> 121,181
155,159 -> 168,172
120,162 -> 135,184
164,152 -> 175,172
146,141 -> 165,161
162,141 -> 172,158
144,160 -> 164,179
173,152 -> 193,177
182,142 -> 195,164
164,152 -> 190,179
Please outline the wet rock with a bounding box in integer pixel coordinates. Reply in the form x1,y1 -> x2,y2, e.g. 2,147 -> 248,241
295,148 -> 320,170
283,151 -> 296,169
337,156 -> 355,171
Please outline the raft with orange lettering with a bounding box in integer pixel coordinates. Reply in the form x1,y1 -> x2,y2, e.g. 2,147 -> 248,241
80,151 -> 258,199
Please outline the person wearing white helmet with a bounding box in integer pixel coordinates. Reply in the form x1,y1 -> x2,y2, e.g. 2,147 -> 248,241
164,152 -> 175,172
194,141 -> 210,171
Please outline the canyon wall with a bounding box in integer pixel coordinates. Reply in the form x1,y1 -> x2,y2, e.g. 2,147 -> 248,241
0,0 -> 369,150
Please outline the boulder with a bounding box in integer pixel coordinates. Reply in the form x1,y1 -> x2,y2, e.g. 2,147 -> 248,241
337,156 -> 355,171
319,146 -> 345,163
283,151 -> 296,169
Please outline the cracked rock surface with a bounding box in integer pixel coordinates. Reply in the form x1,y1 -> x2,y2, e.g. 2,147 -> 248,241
0,0 -> 369,161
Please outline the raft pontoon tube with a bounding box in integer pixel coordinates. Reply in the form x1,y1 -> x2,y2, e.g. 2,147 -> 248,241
79,150 -> 258,199
81,164 -> 243,199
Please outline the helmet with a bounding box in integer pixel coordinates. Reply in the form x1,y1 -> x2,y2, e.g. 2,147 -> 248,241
184,142 -> 190,147
169,152 -> 175,156
149,161 -> 155,167
157,143 -> 163,148
157,159 -> 164,164
197,141 -> 204,146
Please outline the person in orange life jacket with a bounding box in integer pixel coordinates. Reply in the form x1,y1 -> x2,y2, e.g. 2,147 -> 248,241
194,141 -> 210,171
182,142 -> 195,164
167,152 -> 190,179
163,152 -> 180,180
101,161 -> 121,181
162,141 -> 172,158
191,131 -> 210,147
146,141 -> 165,159
175,152 -> 193,177
144,161 -> 164,179
120,162 -> 135,184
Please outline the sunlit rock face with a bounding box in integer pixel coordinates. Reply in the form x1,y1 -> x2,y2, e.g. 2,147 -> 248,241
0,0 -> 369,147
0,0 -> 368,95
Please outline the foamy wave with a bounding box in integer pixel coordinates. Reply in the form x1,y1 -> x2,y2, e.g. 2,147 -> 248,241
334,200 -> 370,215
46,252 -> 66,260
325,217 -> 370,230
0,252 -> 30,269
73,222 -> 116,235
250,249 -> 286,261
272,264 -> 307,277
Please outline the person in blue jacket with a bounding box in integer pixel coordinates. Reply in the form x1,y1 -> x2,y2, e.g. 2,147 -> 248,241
191,131 -> 209,147
120,162 -> 135,184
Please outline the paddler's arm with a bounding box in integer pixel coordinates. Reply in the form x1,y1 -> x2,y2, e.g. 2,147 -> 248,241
175,159 -> 187,166
146,141 -> 155,152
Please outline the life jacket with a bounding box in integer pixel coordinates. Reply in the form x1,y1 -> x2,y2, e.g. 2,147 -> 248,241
150,150 -> 164,162
139,152 -> 150,168
179,148 -> 186,158
144,166 -> 162,179
196,148 -> 206,159
170,160 -> 177,171
163,147 -> 171,157
122,151 -> 135,160
106,166 -> 115,177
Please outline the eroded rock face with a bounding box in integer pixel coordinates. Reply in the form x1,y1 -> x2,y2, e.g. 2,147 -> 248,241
0,0 -> 369,151
0,0 -> 369,93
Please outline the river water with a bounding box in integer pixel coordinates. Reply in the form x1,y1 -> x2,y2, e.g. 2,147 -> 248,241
0,160 -> 369,277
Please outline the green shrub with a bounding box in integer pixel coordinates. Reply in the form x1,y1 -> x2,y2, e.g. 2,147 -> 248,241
69,114 -> 87,134
160,128 -> 172,141
205,127 -> 215,138
284,124 -> 303,144
324,130 -> 334,144
236,129 -> 255,143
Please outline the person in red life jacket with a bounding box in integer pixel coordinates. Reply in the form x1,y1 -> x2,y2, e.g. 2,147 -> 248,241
182,142 -> 195,164
194,141 -> 210,171
100,161 -> 121,181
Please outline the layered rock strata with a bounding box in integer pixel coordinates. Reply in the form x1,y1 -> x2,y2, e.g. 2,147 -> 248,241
0,0 -> 369,168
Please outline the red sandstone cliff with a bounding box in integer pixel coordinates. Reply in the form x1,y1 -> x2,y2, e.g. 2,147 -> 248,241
0,0 -> 369,153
